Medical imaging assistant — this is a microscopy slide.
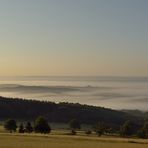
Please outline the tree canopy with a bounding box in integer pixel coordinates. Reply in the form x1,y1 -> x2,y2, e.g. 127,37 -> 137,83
69,119 -> 81,130
34,116 -> 51,134
4,119 -> 17,133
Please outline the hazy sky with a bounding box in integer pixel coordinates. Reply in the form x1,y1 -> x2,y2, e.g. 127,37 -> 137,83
0,0 -> 148,76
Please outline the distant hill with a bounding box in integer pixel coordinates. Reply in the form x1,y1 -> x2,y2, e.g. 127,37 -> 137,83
121,109 -> 148,119
0,96 -> 143,129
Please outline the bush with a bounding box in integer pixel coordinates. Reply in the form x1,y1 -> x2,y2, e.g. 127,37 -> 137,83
18,123 -> 24,133
71,130 -> 76,135
25,122 -> 33,133
85,130 -> 92,135
93,122 -> 106,137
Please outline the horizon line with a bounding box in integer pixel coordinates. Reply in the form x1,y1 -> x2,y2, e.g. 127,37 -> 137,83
0,75 -> 148,78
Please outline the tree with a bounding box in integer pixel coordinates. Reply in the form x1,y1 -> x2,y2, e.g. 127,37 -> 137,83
143,122 -> 148,137
93,122 -> 106,137
25,122 -> 33,133
19,123 -> 24,133
69,119 -> 81,130
34,116 -> 51,134
4,119 -> 17,133
69,119 -> 81,135
120,120 -> 134,137
137,129 -> 146,139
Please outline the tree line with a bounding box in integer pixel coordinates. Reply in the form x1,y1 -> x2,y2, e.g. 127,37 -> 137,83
0,96 -> 144,130
1,96 -> 147,138
4,116 -> 51,134
4,117 -> 148,139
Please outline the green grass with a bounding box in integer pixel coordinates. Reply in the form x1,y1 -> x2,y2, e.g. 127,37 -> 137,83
0,133 -> 148,148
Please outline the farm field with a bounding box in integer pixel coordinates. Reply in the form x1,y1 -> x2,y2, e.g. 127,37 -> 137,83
0,133 -> 148,148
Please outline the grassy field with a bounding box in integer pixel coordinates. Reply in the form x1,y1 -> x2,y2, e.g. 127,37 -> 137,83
0,125 -> 148,148
0,133 -> 148,148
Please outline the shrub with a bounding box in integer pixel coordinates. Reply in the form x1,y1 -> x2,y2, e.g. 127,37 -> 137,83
18,123 -> 24,133
93,122 -> 106,137
71,130 -> 76,135
85,130 -> 92,135
25,122 -> 33,133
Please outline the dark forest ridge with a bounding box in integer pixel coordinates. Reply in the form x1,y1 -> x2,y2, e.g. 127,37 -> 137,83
0,96 -> 145,129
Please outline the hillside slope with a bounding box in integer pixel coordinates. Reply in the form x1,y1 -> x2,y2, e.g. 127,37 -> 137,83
0,96 -> 142,128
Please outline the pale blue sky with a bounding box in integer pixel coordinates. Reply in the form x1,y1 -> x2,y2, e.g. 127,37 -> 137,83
0,0 -> 148,76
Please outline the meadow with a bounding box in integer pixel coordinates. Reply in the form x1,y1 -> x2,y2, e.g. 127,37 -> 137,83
0,133 -> 148,148
0,123 -> 148,148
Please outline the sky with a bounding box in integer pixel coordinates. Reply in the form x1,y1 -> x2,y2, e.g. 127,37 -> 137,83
0,0 -> 148,77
